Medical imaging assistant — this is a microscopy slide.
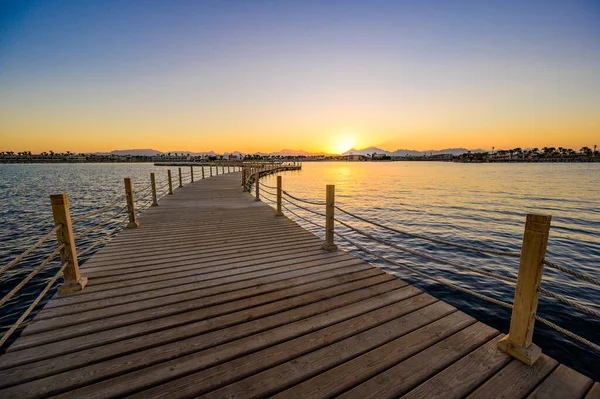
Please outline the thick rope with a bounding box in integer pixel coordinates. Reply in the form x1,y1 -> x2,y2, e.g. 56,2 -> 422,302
135,184 -> 152,194
335,205 -> 521,258
281,203 -> 324,230
71,194 -> 126,224
0,244 -> 64,307
282,196 -> 326,217
534,316 -> 600,352
335,233 -> 513,309
538,286 -> 600,318
261,188 -> 278,197
337,231 -> 600,353
282,190 -> 326,206
0,261 -> 68,348
73,204 -> 128,240
135,189 -> 153,202
335,218 -> 517,284
1,225 -> 61,275
78,217 -> 128,258
543,259 -> 600,287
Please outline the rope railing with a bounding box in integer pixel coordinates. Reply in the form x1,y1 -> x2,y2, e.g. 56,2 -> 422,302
71,194 -> 126,224
0,261 -> 68,347
78,217 -> 128,258
1,225 -> 61,275
253,177 -> 600,360
335,230 -> 600,353
135,189 -> 153,202
335,232 -> 514,310
135,184 -> 152,194
543,259 -> 600,287
334,217 -> 518,285
261,187 -> 278,197
281,196 -> 326,217
282,190 -> 326,206
334,205 -> 521,258
535,315 -> 600,353
281,203 -> 324,230
0,243 -> 64,307
73,204 -> 128,240
538,286 -> 600,318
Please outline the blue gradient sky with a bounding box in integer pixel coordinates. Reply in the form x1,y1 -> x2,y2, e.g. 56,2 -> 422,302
1,0 -> 599,153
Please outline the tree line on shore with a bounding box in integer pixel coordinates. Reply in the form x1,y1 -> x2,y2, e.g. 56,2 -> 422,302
1,145 -> 598,163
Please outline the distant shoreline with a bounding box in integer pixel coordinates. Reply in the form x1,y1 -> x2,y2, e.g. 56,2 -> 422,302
1,158 -> 598,164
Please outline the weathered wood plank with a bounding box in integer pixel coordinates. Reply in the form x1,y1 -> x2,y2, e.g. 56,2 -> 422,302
34,260 -> 374,320
1,285 -> 416,397
527,364 -> 593,399
402,334 -> 512,399
585,383 -> 600,399
466,355 -> 558,399
337,324 -> 499,399
223,311 -> 475,399
129,296 -> 446,399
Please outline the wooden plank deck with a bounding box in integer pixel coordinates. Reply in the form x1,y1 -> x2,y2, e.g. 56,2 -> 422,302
0,171 -> 595,398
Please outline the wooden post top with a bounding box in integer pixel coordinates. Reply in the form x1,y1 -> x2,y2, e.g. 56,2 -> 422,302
525,214 -> 552,233
50,194 -> 68,205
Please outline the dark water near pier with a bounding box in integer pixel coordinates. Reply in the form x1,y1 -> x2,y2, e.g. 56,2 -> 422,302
1,162 -> 599,379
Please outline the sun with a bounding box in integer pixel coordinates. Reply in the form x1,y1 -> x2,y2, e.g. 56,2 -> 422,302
333,137 -> 356,154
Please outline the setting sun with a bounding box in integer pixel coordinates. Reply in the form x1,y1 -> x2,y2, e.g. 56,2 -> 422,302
332,137 -> 356,155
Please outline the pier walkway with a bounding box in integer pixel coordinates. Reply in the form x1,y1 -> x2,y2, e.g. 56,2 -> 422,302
0,172 -> 597,398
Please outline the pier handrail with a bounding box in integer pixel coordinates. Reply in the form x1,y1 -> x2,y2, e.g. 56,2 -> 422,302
0,261 -> 68,347
73,204 -> 128,240
282,190 -> 326,206
0,225 -> 61,275
334,205 -> 521,258
1,164 -> 246,351
0,244 -> 65,308
256,175 -> 600,362
333,217 -> 518,285
77,217 -> 129,258
543,259 -> 600,286
70,194 -> 126,224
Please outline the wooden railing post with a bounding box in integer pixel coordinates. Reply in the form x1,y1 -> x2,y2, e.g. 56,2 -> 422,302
242,167 -> 246,189
178,167 -> 183,187
255,171 -> 260,201
202,166 -> 205,179
216,165 -> 219,175
322,184 -> 337,251
210,165 -> 213,177
124,177 -> 139,228
276,176 -> 283,216
150,173 -> 158,206
498,214 -> 552,365
167,170 -> 173,195
50,194 -> 88,294
190,166 -> 194,182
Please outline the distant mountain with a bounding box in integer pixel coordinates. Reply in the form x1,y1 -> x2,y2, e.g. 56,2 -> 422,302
343,147 -> 391,156
98,149 -> 163,156
95,149 -> 218,156
270,149 -> 330,156
94,147 -> 485,157
344,147 -> 486,157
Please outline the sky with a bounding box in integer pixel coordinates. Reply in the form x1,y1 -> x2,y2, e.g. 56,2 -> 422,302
1,0 -> 599,154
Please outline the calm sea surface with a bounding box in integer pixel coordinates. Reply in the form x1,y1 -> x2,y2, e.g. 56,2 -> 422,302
1,162 -> 599,379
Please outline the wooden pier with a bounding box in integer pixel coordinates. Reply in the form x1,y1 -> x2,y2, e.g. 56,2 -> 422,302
0,171 -> 597,398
